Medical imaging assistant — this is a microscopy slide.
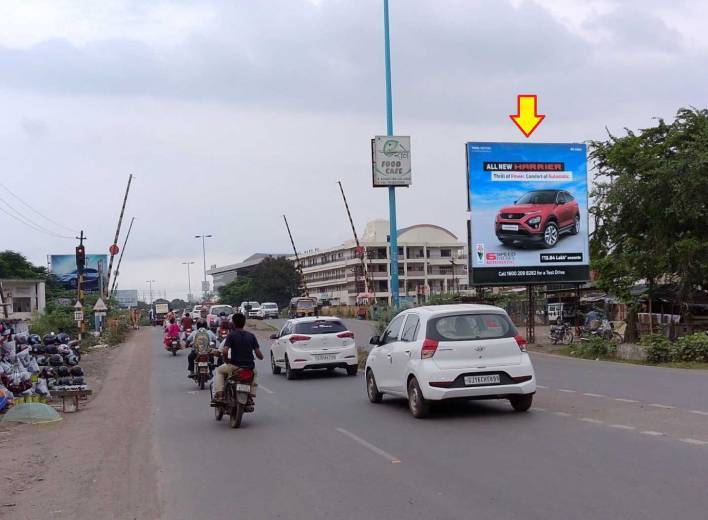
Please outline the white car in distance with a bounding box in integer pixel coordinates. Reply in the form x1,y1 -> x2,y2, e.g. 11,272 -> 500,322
269,317 -> 358,379
257,302 -> 279,319
365,304 -> 536,418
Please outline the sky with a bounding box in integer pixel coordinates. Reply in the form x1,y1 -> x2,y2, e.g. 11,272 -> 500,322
1,0 -> 706,301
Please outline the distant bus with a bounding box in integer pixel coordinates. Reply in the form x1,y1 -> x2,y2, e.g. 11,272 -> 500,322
288,297 -> 318,318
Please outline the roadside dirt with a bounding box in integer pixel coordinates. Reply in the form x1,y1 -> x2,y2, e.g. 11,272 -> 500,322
0,329 -> 161,520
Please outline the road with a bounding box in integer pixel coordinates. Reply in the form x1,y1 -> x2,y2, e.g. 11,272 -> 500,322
148,322 -> 708,520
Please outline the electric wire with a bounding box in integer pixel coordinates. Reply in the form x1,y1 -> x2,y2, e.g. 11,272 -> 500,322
0,181 -> 78,234
0,197 -> 74,239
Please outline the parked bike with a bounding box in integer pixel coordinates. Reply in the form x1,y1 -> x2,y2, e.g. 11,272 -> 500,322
549,322 -> 573,345
211,368 -> 255,429
579,319 -> 622,343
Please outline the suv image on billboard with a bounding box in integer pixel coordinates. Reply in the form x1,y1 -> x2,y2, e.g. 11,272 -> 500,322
495,189 -> 580,248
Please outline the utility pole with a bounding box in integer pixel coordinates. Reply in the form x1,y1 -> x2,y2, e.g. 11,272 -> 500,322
182,261 -> 195,302
383,0 -> 400,309
109,216 -> 135,299
283,215 -> 309,297
106,174 -> 133,300
146,280 -> 155,305
195,234 -> 212,300
75,230 -> 86,340
337,181 -> 372,297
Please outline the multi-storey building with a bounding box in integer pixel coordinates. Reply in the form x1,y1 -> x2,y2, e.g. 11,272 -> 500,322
295,220 -> 468,305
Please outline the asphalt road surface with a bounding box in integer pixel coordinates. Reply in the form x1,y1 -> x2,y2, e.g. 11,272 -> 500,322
149,323 -> 708,520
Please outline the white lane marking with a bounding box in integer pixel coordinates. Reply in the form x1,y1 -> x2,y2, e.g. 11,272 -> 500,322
614,398 -> 639,403
580,418 -> 604,424
536,385 -> 548,389
609,424 -> 636,430
640,431 -> 665,437
259,385 -> 275,395
649,403 -> 675,410
689,410 -> 708,416
583,393 -> 606,398
553,412 -> 571,417
534,407 -> 547,412
679,438 -> 708,446
336,428 -> 401,463
557,389 -> 576,393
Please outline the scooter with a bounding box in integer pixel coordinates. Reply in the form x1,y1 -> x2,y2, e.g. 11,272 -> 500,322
166,337 -> 182,356
211,368 -> 255,429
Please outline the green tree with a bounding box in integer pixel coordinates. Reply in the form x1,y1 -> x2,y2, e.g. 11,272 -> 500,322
250,257 -> 302,308
218,278 -> 255,307
0,250 -> 47,279
590,107 -> 708,336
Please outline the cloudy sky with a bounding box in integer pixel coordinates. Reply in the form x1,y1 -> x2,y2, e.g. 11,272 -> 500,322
1,0 -> 706,300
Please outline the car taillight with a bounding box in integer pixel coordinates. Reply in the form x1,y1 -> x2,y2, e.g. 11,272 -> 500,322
421,339 -> 439,359
337,331 -> 354,339
515,335 -> 528,352
289,335 -> 311,344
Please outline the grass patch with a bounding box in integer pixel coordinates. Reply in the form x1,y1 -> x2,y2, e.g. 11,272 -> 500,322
553,346 -> 708,370
357,348 -> 369,369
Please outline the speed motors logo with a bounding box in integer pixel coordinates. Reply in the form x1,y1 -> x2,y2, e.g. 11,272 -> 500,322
485,251 -> 517,265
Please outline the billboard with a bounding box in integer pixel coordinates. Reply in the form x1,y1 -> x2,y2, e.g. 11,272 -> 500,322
371,136 -> 412,187
114,289 -> 139,308
49,254 -> 108,291
466,142 -> 590,285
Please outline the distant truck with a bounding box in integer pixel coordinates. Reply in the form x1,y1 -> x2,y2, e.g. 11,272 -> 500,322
288,297 -> 318,318
153,302 -> 170,326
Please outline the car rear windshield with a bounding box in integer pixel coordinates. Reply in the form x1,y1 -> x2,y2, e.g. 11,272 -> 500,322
297,300 -> 315,309
517,190 -> 557,205
426,313 -> 516,341
211,306 -> 232,315
294,320 -> 347,335
262,303 -> 277,309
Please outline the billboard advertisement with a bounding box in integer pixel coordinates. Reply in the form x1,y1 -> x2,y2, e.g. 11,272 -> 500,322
466,142 -> 590,285
371,136 -> 412,187
49,254 -> 108,291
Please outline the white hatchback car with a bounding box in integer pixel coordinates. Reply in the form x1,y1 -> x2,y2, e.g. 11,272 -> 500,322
365,304 -> 536,418
269,317 -> 359,379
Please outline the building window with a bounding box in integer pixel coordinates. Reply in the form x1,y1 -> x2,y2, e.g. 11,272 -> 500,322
13,297 -> 32,313
441,249 -> 452,257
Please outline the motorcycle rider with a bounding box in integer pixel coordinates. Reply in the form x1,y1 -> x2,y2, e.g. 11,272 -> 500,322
217,311 -> 230,336
164,317 -> 181,349
186,319 -> 218,377
181,312 -> 194,333
212,313 -> 263,403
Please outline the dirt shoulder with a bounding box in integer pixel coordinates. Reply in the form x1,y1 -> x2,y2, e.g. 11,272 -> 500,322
0,329 -> 161,520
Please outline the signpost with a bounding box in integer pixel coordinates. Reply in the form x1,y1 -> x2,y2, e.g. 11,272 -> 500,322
371,136 -> 411,187
74,301 -> 84,340
93,298 -> 108,333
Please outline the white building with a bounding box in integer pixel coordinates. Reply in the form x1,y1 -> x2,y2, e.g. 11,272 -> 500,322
207,253 -> 290,291
296,220 -> 468,306
0,278 -> 46,321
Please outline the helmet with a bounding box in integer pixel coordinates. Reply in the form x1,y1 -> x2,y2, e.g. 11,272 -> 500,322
42,367 -> 56,379
29,334 -> 42,345
45,344 -> 59,355
35,355 -> 47,366
15,335 -> 28,346
56,332 -> 70,344
42,333 -> 58,346
57,366 -> 70,377
64,353 -> 79,366
57,377 -> 72,386
69,366 -> 84,377
49,354 -> 64,366
57,344 -> 71,355
71,377 -> 85,386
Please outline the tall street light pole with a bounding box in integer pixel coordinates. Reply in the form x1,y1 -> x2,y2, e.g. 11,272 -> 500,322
383,0 -> 400,309
182,261 -> 195,302
195,234 -> 212,299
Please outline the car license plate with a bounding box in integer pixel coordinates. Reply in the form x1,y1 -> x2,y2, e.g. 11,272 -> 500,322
236,384 -> 251,392
501,224 -> 519,231
464,374 -> 500,386
314,354 -> 336,361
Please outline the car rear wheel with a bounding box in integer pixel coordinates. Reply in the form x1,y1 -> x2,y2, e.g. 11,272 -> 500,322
571,214 -> 580,235
407,377 -> 430,418
366,370 -> 383,403
271,353 -> 281,375
285,357 -> 299,380
543,222 -> 559,248
509,394 -> 533,412
346,365 -> 358,376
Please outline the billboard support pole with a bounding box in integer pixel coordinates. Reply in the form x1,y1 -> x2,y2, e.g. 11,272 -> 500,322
383,0 -> 399,309
106,174 -> 133,301
526,285 -> 536,344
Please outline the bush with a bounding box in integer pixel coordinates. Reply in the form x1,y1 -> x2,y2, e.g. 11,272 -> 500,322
570,337 -> 618,359
671,332 -> 708,363
642,333 -> 673,364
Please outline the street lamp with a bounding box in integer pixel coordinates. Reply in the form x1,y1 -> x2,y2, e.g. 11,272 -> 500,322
146,280 -> 156,305
195,234 -> 213,299
182,261 -> 195,302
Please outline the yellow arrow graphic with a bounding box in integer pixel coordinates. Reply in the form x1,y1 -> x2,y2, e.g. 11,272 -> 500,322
509,94 -> 545,138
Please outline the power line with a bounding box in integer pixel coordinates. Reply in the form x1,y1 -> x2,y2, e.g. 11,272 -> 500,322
0,181 -> 78,234
0,197 -> 74,239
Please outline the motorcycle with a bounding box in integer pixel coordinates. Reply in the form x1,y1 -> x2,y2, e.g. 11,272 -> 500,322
211,367 -> 255,429
166,337 -> 182,356
182,327 -> 193,346
190,341 -> 218,390
549,322 -> 573,345
579,319 -> 622,343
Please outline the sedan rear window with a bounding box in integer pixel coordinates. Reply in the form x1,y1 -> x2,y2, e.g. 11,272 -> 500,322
294,320 -> 347,335
426,314 -> 516,341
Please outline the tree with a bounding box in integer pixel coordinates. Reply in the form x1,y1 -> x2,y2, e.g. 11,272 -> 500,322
170,298 -> 189,311
218,278 -> 255,307
250,257 -> 302,308
590,107 -> 708,336
0,250 -> 47,279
